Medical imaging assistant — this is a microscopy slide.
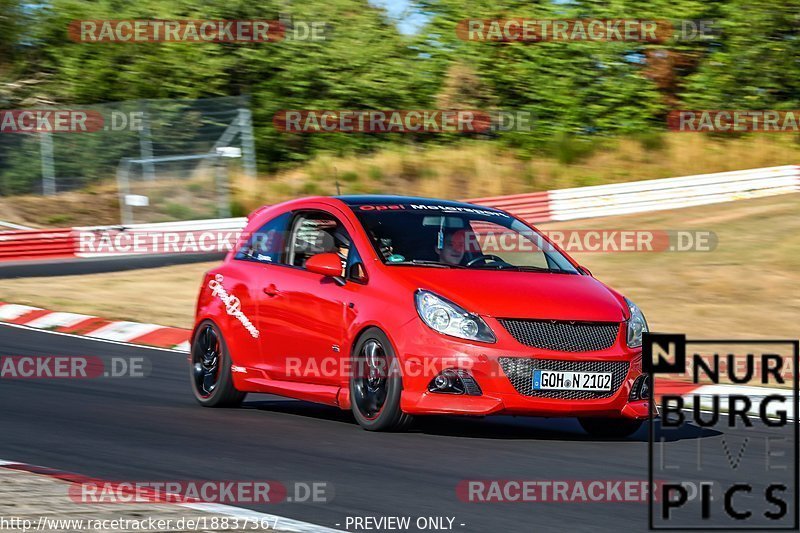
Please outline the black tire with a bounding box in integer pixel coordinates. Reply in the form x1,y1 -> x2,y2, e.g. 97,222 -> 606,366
349,328 -> 414,432
578,417 -> 643,438
190,320 -> 246,407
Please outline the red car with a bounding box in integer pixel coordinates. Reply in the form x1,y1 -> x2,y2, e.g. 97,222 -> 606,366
190,196 -> 651,435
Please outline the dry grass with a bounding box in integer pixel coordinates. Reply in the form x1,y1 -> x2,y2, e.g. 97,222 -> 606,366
548,194 -> 800,387
545,194 -> 800,340
3,133 -> 800,228
234,134 -> 800,210
0,183 -> 121,228
0,174 -> 221,228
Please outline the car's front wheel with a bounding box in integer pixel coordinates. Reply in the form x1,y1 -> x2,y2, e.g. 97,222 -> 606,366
578,417 -> 643,438
349,328 -> 414,431
190,320 -> 246,407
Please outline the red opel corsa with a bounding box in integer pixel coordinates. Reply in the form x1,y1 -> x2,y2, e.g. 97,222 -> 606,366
190,196 -> 651,435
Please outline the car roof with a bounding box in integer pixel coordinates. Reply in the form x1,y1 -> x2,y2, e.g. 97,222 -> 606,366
335,195 -> 503,213
247,195 -> 509,226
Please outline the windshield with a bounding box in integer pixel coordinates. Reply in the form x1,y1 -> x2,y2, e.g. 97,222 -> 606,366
351,203 -> 579,273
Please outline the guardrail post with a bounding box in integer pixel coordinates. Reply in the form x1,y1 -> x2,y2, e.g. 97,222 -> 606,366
40,132 -> 56,196
215,153 -> 232,219
138,103 -> 156,182
238,108 -> 258,180
117,158 -> 133,225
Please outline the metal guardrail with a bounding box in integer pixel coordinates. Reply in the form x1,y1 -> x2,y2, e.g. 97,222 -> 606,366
548,165 -> 800,221
471,165 -> 800,224
0,221 -> 33,231
73,218 -> 248,258
74,217 -> 247,234
0,229 -> 76,261
467,191 -> 553,222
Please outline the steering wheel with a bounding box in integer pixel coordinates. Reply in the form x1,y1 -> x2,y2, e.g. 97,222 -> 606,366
466,254 -> 509,267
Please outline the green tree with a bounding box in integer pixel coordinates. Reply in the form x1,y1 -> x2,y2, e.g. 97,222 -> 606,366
415,0 -> 667,152
680,0 -> 800,108
20,0 -> 429,167
0,0 -> 24,72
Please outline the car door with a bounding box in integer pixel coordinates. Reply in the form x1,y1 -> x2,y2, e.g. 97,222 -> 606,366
230,210 -> 293,379
264,208 -> 355,386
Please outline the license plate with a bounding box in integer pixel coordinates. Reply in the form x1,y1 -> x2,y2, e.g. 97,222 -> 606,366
532,369 -> 613,391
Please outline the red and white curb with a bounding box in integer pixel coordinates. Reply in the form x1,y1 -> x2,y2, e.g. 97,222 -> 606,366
0,302 -> 190,352
0,459 -> 343,533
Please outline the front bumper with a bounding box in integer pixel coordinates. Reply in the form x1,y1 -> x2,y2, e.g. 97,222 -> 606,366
393,317 -> 649,419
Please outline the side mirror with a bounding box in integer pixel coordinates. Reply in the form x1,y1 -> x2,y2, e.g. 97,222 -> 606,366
578,266 -> 593,276
306,253 -> 345,284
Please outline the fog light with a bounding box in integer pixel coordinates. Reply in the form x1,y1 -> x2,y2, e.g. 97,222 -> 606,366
629,374 -> 651,401
428,369 -> 482,395
433,374 -> 451,390
639,374 -> 651,399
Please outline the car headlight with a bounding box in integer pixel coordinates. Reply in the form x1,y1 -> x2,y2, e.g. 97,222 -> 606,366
625,297 -> 648,348
415,290 -> 496,343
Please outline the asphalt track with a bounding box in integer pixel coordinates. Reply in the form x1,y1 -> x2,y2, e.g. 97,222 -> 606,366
0,324 -> 796,532
0,253 -> 223,279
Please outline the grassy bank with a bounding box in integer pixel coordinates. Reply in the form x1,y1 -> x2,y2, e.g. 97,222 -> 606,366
1,133 -> 799,227
234,133 -> 800,212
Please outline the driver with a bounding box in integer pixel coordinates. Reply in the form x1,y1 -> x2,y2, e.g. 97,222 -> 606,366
434,229 -> 466,265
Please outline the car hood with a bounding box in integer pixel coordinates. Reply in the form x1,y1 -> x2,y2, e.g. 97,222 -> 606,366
391,268 -> 628,322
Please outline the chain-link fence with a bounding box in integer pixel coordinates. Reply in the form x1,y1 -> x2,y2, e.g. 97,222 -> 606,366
0,96 -> 256,223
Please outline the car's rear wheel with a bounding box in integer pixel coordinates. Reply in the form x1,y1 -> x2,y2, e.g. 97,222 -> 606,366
578,417 -> 643,438
350,328 -> 413,432
190,320 -> 246,407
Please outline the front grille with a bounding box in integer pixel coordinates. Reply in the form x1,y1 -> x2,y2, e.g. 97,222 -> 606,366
499,319 -> 620,352
498,357 -> 629,400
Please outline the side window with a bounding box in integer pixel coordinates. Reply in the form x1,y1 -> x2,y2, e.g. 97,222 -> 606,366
287,211 -> 352,275
235,212 -> 291,264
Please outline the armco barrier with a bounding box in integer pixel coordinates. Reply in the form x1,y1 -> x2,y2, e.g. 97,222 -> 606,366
547,165 -> 800,221
467,191 -> 552,222
0,165 -> 798,262
0,218 -> 247,262
74,217 -> 247,258
0,220 -> 32,230
471,165 -> 800,224
0,229 -> 76,262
